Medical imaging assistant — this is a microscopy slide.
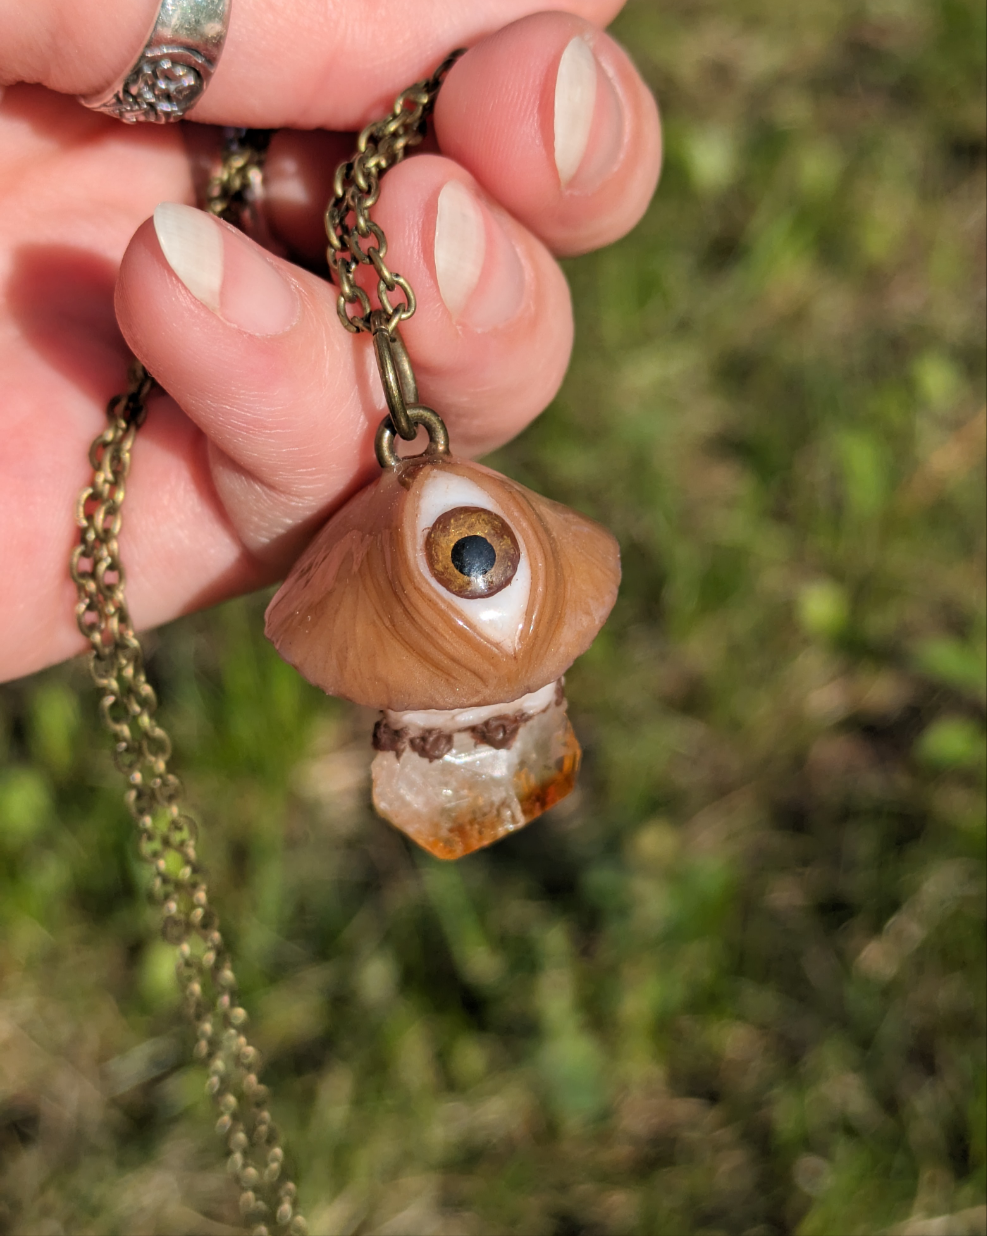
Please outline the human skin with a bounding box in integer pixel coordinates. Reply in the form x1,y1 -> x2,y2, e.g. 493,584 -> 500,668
0,2 -> 661,682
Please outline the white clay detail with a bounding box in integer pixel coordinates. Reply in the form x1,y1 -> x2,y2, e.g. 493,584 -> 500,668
385,681 -> 558,734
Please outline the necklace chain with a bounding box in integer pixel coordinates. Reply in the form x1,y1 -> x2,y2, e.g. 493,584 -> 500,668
326,49 -> 463,336
69,56 -> 458,1231
71,366 -> 306,1236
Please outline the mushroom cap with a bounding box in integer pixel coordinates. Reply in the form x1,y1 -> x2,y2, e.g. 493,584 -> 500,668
264,454 -> 620,711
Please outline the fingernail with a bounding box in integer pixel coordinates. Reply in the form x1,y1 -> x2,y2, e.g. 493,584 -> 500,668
153,202 -> 297,336
554,38 -> 597,186
554,36 -> 623,192
434,180 -> 485,318
434,180 -> 525,330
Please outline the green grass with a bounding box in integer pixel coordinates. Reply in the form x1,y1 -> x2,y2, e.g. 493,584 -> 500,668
1,1 -> 985,1232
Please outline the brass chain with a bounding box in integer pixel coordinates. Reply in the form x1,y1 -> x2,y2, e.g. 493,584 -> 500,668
206,127 -> 282,250
325,49 -> 464,336
206,128 -> 272,219
72,56 -> 460,1230
70,143 -> 305,1236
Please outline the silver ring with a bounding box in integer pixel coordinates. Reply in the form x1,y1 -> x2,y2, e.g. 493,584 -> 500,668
79,0 -> 231,124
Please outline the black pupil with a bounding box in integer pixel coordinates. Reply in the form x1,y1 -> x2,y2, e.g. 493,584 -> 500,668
451,535 -> 497,579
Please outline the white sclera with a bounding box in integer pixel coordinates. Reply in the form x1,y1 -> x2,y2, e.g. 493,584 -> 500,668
415,471 -> 532,650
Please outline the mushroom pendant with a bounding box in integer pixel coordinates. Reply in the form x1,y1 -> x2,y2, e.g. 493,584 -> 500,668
265,404 -> 620,860
265,268 -> 622,864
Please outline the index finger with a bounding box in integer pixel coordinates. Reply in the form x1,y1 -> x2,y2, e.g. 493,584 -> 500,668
1,0 -> 626,127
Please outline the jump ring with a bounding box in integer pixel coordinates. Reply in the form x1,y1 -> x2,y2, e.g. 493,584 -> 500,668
375,407 -> 451,469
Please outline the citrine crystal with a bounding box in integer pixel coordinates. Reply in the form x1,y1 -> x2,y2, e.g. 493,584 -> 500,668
371,687 -> 580,859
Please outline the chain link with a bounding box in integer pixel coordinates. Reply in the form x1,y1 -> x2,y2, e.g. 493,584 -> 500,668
73,55 -> 461,1230
325,49 -> 464,335
205,127 -> 286,254
206,128 -> 272,221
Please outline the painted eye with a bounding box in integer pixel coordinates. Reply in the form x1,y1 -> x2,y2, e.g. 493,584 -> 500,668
425,507 -> 520,598
415,469 -> 533,649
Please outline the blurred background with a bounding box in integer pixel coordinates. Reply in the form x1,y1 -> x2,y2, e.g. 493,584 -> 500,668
1,0 -> 985,1232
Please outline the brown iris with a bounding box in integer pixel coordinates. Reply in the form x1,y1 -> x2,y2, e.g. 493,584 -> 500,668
425,507 -> 521,598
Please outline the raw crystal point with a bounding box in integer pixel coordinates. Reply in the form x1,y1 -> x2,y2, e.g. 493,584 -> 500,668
371,681 -> 580,859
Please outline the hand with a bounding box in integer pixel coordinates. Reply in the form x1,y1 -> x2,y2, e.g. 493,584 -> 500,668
0,2 -> 661,682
